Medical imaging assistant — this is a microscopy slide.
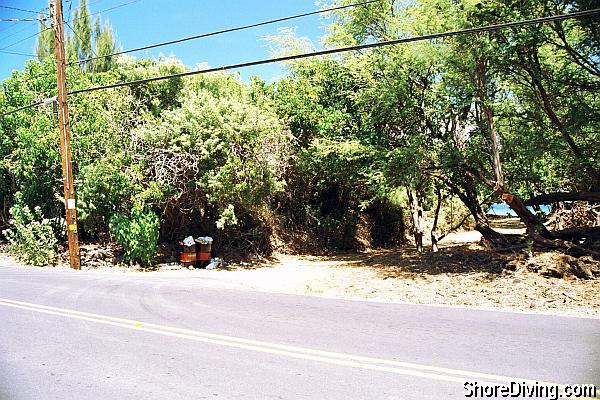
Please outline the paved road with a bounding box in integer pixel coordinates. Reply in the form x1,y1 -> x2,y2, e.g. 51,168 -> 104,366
0,265 -> 599,400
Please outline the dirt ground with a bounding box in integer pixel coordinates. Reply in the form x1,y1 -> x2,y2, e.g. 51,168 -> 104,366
1,221 -> 598,318
204,229 -> 599,318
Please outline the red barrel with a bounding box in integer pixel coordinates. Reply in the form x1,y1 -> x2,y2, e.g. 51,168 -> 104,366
180,244 -> 196,268
195,237 -> 213,268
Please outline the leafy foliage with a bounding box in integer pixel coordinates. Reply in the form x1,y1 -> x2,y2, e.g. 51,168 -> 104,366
2,0 -> 598,262
37,0 -> 117,72
2,193 -> 58,266
109,207 -> 160,266
77,159 -> 134,236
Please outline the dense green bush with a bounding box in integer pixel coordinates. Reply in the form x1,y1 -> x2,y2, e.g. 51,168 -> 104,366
109,207 -> 160,266
2,193 -> 59,266
77,159 -> 134,237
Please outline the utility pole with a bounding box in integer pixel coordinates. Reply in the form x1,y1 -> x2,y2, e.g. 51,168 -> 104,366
50,0 -> 81,270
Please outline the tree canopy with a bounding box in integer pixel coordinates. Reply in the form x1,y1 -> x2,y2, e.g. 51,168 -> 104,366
2,0 -> 598,264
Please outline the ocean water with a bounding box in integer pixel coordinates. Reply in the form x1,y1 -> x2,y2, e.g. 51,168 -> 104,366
487,203 -> 551,216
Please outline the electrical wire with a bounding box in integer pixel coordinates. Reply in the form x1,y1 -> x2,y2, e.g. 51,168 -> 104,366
65,20 -> 99,59
66,0 -> 73,23
0,21 -> 17,34
62,0 -> 141,49
0,100 -> 45,117
80,0 -> 142,25
0,22 -> 37,44
87,0 -> 111,8
3,8 -> 599,116
0,18 -> 40,22
95,0 -> 141,15
68,8 -> 600,96
0,49 -> 37,57
0,5 -> 39,15
0,27 -> 52,50
69,0 -> 381,66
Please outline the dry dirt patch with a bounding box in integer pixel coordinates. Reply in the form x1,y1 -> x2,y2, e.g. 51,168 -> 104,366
214,227 -> 599,318
217,247 -> 599,318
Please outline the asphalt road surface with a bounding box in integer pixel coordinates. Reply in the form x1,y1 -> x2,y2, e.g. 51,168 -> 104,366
1,265 -> 599,400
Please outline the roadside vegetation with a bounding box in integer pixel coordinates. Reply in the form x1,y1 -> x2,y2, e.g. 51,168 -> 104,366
0,0 -> 598,277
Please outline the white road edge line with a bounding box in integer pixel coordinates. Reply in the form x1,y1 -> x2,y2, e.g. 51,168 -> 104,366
0,297 -> 566,388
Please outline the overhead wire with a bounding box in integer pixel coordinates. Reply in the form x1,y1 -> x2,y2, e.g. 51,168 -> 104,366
0,100 -> 46,117
66,0 -> 73,23
95,0 -> 141,15
69,8 -> 600,96
64,20 -> 99,59
0,6 -> 48,55
0,5 -> 40,15
0,27 -> 52,50
63,0 -> 142,57
0,7 -> 50,49
0,22 -> 38,44
79,0 -> 142,28
69,0 -> 381,66
0,18 -> 41,22
0,21 -> 18,34
87,0 -> 111,8
3,8 -> 600,116
0,50 -> 37,57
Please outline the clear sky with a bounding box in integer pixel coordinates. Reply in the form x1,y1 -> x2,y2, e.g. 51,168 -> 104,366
0,0 -> 328,82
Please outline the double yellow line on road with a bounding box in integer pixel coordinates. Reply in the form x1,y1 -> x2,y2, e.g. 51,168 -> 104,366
0,297 -> 579,390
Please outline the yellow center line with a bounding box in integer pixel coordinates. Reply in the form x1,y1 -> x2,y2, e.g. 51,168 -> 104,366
0,297 -> 577,389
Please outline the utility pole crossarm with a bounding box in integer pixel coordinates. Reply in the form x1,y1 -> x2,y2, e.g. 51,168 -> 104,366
51,0 -> 80,270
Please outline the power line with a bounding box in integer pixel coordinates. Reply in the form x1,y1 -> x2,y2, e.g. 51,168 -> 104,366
78,0 -> 142,24
69,8 -> 600,96
61,0 -> 139,28
0,18 -> 41,22
95,0 -> 141,15
0,100 -> 46,117
0,27 -> 52,50
0,21 -> 17,34
65,20 -> 99,59
66,0 -> 73,23
0,49 -> 37,57
87,0 -> 107,6
3,8 -> 599,116
0,22 -> 37,44
69,0 -> 381,66
0,5 -> 39,15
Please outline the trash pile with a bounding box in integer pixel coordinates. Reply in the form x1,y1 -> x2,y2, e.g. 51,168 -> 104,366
179,236 -> 223,269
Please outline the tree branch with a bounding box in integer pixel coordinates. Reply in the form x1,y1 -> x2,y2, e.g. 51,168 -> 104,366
523,192 -> 600,206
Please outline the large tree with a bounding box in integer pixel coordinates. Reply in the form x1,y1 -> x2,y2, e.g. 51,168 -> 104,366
36,0 -> 117,72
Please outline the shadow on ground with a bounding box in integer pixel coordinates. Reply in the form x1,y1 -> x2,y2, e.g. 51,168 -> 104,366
489,217 -> 526,230
328,245 -> 506,279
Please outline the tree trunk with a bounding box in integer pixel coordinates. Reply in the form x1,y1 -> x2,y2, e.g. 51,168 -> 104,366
428,168 -> 511,247
407,187 -> 425,253
475,56 -> 553,240
430,187 -> 443,252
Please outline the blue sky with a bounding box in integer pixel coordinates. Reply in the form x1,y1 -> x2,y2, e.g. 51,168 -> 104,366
0,0 -> 329,82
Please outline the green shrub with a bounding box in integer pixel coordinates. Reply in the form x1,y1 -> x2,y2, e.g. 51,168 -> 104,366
77,159 -> 133,237
2,193 -> 58,266
109,207 -> 159,266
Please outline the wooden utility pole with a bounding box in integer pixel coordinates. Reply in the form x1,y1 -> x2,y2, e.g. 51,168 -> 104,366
51,0 -> 81,270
